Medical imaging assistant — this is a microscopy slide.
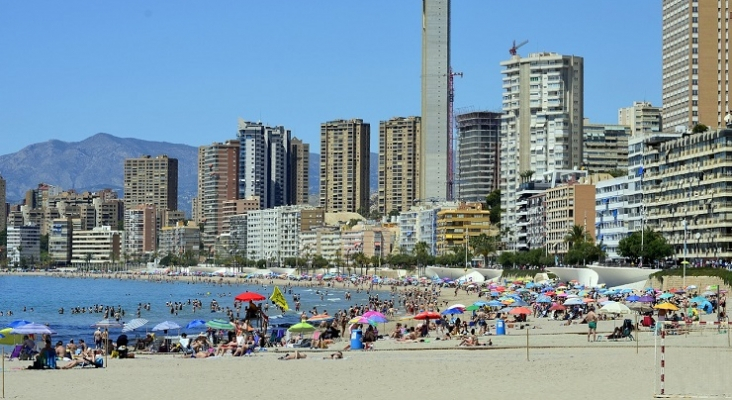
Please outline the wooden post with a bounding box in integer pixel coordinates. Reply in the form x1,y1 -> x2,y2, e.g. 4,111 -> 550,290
525,327 -> 529,361
635,313 -> 639,354
2,347 -> 5,399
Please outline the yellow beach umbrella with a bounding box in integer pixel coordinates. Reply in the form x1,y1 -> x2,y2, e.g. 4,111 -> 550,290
653,302 -> 679,311
0,328 -> 23,345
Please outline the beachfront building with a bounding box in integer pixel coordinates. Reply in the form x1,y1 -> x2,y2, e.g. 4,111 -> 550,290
158,221 -> 201,259
6,224 -> 41,266
435,202 -> 495,258
500,52 -> 584,249
300,227 -> 342,271
398,205 -> 455,256
524,193 -> 546,252
618,101 -> 662,135
123,204 -> 157,258
545,183 -> 596,257
221,198 -> 259,237
643,129 -> 732,261
197,140 -> 240,251
70,226 -> 121,267
319,119 -> 370,213
246,206 -> 304,265
226,214 -> 248,260
49,218 -> 73,266
94,198 -> 125,230
378,116 -> 421,214
456,110 -> 501,202
289,138 -> 310,206
595,176 -> 631,261
123,155 -> 178,211
582,119 -> 630,173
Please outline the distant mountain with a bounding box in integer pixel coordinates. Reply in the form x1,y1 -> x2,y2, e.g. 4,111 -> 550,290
0,133 -> 199,214
308,152 -> 378,195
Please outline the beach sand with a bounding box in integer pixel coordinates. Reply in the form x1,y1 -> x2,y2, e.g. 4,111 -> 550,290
2,271 -> 730,399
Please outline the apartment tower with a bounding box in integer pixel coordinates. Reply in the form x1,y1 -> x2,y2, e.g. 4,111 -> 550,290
319,119 -> 370,213
0,175 -> 5,233
618,101 -> 663,135
499,52 -> 584,245
662,0 -> 730,130
289,138 -> 310,205
456,111 -> 501,201
421,0 -> 451,201
378,116 -> 421,214
123,155 -> 178,211
198,140 -> 240,251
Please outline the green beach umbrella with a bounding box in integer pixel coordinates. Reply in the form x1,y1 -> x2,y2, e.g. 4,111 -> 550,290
465,305 -> 482,311
288,322 -> 316,333
206,319 -> 235,330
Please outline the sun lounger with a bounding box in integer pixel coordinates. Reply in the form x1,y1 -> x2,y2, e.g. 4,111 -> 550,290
7,345 -> 22,361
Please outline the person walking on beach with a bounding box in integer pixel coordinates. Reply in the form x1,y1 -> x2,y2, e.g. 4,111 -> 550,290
586,307 -> 598,342
94,328 -> 102,349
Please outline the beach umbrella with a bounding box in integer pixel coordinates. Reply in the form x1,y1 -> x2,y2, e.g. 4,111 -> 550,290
205,319 -> 235,331
413,311 -> 441,320
658,293 -> 674,300
441,308 -> 464,315
11,323 -> 55,335
6,320 -> 31,329
686,285 -> 697,290
185,320 -> 206,330
563,298 -> 584,306
152,321 -> 181,332
598,302 -> 631,315
653,302 -> 679,311
508,307 -> 532,315
464,305 -> 482,311
288,322 -> 316,333
447,304 -> 466,310
307,314 -> 335,323
348,316 -> 376,326
697,301 -> 714,314
690,296 -> 708,304
122,318 -> 149,333
0,328 -> 23,345
234,291 -> 266,302
701,291 -> 716,297
535,295 -> 552,303
638,295 -> 655,303
628,303 -> 654,313
549,303 -> 566,311
626,295 -> 640,302
362,311 -> 387,320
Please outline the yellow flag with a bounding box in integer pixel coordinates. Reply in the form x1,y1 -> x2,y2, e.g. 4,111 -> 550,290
270,286 -> 289,312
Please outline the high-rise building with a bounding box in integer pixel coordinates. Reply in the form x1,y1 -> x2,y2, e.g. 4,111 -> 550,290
237,119 -> 295,209
618,101 -> 662,135
421,0 -> 451,201
49,217 -> 73,265
6,225 -> 40,265
198,140 -> 240,251
662,0 -> 730,131
124,204 -> 157,256
378,116 -> 421,214
290,138 -> 310,206
499,52 -> 584,244
319,119 -> 370,213
71,226 -> 121,266
0,175 -> 5,233
582,119 -> 630,173
123,155 -> 178,211
456,111 -> 501,201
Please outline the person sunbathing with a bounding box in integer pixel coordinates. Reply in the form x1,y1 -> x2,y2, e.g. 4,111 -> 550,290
323,351 -> 343,359
62,350 -> 102,369
215,339 -> 237,356
278,351 -> 307,360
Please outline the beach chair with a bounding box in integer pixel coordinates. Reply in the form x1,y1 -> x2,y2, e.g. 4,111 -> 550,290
620,319 -> 635,341
267,330 -> 279,347
7,345 -> 22,361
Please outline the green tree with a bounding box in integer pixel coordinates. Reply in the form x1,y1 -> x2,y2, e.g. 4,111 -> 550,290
353,252 -> 368,275
617,229 -> 674,265
692,123 -> 709,133
470,233 -> 497,266
413,241 -> 433,269
485,189 -> 502,225
564,225 -> 590,248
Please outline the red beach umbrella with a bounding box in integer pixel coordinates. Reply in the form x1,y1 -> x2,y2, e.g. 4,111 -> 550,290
413,311 -> 441,320
234,291 -> 266,302
508,307 -> 532,315
549,303 -> 566,311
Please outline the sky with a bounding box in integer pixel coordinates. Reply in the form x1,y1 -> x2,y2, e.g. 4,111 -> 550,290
0,1 -> 661,155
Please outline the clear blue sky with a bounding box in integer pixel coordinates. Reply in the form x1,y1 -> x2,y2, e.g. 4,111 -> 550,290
0,1 -> 661,155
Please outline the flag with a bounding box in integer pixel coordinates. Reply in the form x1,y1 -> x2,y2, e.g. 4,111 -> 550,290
637,166 -> 644,177
269,286 -> 289,312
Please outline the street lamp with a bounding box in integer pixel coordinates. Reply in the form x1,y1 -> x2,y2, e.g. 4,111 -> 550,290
682,219 -> 688,288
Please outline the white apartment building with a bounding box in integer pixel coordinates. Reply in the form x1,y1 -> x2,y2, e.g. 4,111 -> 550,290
398,205 -> 450,256
300,227 -> 342,269
246,206 -> 303,263
595,176 -> 631,261
49,218 -> 73,265
71,226 -> 121,266
7,225 -> 41,265
500,52 -> 584,246
618,101 -> 662,135
123,204 -> 156,257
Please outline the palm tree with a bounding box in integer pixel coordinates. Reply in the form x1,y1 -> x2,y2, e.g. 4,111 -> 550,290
470,233 -> 497,266
564,225 -> 592,248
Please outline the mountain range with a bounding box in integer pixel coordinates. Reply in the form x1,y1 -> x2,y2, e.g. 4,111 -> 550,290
0,133 -> 378,214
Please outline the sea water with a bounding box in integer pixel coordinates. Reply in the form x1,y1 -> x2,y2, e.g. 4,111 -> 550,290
0,275 -> 381,345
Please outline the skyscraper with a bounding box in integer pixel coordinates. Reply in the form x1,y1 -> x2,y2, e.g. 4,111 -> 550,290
319,119 -> 370,213
289,138 -> 310,206
662,0 -> 730,130
456,111 -> 501,201
499,52 -> 584,242
123,155 -> 178,211
618,101 -> 663,135
420,0 -> 450,201
0,175 -> 5,233
378,116 -> 421,214
197,140 -> 240,251
237,119 -> 293,209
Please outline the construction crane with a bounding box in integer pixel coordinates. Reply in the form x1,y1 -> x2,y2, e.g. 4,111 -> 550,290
447,67 -> 463,200
509,39 -> 528,56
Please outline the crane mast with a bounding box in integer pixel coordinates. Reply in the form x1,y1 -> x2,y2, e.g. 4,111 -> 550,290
447,67 -> 463,200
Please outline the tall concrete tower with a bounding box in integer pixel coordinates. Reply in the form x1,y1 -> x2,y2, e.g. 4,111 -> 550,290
420,0 -> 450,201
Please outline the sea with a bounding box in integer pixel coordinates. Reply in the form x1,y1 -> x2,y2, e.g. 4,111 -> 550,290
0,274 -> 382,346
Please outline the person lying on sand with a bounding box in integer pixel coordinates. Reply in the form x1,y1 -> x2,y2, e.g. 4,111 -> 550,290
323,351 -> 343,360
278,351 -> 307,360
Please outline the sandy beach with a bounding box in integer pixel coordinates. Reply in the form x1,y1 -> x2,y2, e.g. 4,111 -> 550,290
1,271 -> 730,399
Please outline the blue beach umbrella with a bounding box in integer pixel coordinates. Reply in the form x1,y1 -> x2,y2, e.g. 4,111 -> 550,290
441,308 -> 463,315
185,320 -> 206,330
626,295 -> 640,302
659,293 -> 674,300
7,320 -> 31,328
